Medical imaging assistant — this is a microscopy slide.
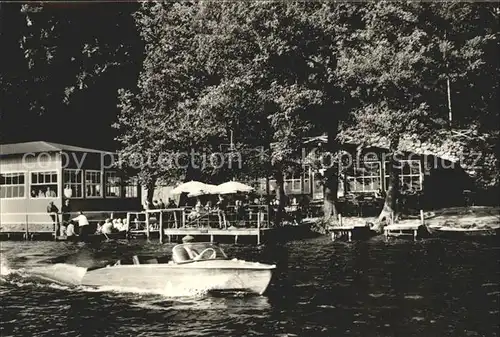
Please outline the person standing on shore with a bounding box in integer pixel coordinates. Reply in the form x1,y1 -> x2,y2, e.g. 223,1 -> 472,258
61,199 -> 71,225
47,201 -> 60,236
72,211 -> 90,242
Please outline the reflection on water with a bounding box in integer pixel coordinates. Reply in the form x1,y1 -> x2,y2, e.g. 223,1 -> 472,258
1,237 -> 499,337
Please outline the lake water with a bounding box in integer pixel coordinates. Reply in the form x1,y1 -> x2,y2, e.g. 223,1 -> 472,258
1,236 -> 499,337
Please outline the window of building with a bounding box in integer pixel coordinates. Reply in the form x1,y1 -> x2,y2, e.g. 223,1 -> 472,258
312,178 -> 323,199
245,178 -> 267,195
384,159 -> 422,191
85,170 -> 102,198
105,171 -> 121,198
0,172 -> 26,199
345,161 -> 382,193
302,166 -> 311,194
30,171 -> 58,198
267,166 -> 312,195
63,169 -> 83,198
124,177 -> 138,198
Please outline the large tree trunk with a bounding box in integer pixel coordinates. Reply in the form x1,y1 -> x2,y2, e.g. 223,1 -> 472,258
144,176 -> 157,209
374,147 -> 400,232
322,129 -> 339,222
273,169 -> 286,227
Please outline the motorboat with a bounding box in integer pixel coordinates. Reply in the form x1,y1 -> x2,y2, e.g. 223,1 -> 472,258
79,242 -> 275,295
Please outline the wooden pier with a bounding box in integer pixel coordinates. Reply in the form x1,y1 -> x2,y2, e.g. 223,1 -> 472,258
329,225 -> 372,242
383,210 -> 427,241
0,205 -> 274,244
383,223 -> 421,240
127,206 -> 271,245
328,214 -> 373,242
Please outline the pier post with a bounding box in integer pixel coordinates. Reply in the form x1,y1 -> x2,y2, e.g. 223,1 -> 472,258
210,234 -> 214,243
145,211 -> 150,241
413,229 -> 418,241
235,235 -> 238,244
257,216 -> 261,245
338,213 -> 342,226
159,211 -> 164,244
25,216 -> 29,241
420,209 -> 424,226
348,230 -> 352,242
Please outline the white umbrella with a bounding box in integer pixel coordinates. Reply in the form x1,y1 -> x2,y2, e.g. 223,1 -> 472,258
187,186 -> 217,198
214,181 -> 255,195
170,181 -> 215,196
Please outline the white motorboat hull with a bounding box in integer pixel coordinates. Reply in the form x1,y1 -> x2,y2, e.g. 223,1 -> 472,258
81,260 -> 274,295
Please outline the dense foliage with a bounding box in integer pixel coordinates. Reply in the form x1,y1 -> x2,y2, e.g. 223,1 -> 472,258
1,1 -> 498,220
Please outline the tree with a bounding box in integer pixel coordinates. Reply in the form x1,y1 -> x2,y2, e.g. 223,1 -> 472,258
1,2 -> 141,149
338,2 -> 499,228
115,1 -> 232,203
337,2 -> 444,229
192,1 -> 353,224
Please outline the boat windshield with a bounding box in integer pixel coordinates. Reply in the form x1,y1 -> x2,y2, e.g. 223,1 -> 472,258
172,243 -> 228,264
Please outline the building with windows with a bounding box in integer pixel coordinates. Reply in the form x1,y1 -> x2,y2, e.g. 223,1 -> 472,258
0,141 -> 141,227
246,134 -> 471,209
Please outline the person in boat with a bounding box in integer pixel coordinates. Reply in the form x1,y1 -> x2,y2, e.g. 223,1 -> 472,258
72,211 -> 90,242
179,235 -> 200,260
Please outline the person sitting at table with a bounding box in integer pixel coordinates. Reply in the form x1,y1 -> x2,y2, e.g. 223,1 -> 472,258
95,222 -> 102,234
158,199 -> 166,210
101,219 -> 113,235
120,218 -> 129,232
66,221 -> 76,239
46,187 -> 56,198
188,198 -> 203,220
167,198 -> 177,208
114,218 -> 124,232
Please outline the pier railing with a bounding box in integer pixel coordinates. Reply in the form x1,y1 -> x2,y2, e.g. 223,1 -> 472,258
128,205 -> 270,232
0,210 -> 138,237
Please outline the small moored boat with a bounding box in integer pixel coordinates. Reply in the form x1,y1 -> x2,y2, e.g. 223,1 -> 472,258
428,225 -> 499,238
80,242 -> 276,295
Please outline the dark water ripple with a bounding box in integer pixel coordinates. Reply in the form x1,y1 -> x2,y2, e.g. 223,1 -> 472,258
1,237 -> 499,337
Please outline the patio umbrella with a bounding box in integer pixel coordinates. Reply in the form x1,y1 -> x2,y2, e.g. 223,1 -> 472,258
214,181 -> 255,195
171,181 -> 215,196
187,184 -> 217,198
